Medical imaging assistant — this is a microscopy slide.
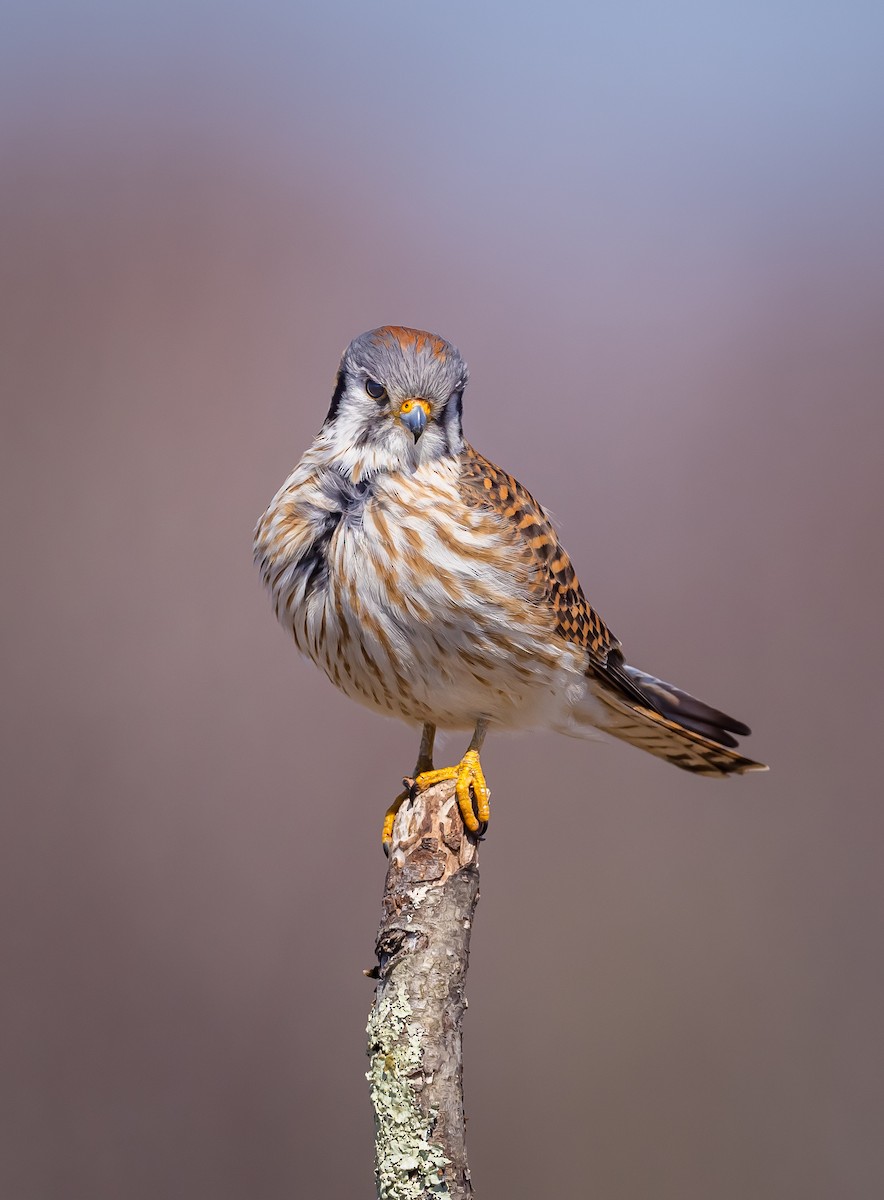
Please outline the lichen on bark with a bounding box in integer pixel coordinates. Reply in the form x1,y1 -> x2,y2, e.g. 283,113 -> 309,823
366,978 -> 451,1198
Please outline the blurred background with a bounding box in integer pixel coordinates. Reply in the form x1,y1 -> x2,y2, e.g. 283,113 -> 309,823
2,2 -> 883,1197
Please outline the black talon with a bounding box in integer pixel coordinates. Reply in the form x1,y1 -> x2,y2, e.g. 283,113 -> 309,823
465,784 -> 488,840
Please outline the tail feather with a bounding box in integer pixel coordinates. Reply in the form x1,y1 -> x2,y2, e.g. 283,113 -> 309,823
592,668 -> 768,776
620,664 -> 752,743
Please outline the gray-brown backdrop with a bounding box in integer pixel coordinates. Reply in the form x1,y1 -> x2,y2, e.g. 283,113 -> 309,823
3,3 -> 883,1197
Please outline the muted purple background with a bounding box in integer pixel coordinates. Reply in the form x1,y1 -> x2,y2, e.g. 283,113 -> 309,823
3,3 -> 884,1197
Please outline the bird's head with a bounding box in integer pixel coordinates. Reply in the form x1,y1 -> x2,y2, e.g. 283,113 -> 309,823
317,326 -> 469,480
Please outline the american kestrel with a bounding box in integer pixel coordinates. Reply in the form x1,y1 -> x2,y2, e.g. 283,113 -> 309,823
255,326 -> 767,850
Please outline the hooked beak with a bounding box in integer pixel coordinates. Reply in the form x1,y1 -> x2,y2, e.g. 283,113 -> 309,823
399,398 -> 431,441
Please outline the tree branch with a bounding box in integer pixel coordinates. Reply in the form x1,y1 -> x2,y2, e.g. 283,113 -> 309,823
366,779 -> 480,1199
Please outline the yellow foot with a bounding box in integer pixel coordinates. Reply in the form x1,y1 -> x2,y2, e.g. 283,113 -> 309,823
414,749 -> 490,836
381,788 -> 409,857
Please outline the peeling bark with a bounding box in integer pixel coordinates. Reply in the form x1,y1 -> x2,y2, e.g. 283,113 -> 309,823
366,780 -> 480,1199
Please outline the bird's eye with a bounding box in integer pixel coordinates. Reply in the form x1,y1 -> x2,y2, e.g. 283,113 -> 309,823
365,379 -> 387,402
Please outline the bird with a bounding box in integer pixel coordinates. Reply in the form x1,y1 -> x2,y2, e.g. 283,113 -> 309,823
255,326 -> 767,851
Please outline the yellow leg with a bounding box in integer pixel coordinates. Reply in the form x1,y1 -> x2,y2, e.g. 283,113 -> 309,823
413,720 -> 490,836
382,723 -> 436,855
